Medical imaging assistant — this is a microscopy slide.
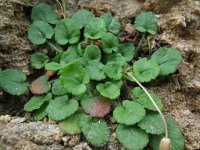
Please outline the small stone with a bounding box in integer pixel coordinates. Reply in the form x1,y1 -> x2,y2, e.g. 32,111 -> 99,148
68,134 -> 81,147
73,142 -> 92,150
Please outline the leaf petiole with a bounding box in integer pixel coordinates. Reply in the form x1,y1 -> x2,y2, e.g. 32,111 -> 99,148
136,33 -> 145,53
46,41 -> 63,53
61,0 -> 67,18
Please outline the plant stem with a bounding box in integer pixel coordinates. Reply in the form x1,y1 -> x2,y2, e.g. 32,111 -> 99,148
46,41 -> 63,53
61,0 -> 67,18
136,33 -> 145,52
125,72 -> 168,138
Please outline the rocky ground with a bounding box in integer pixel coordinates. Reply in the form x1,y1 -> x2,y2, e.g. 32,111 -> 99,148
0,0 -> 200,149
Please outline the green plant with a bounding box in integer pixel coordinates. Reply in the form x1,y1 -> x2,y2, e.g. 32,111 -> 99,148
23,3 -> 185,149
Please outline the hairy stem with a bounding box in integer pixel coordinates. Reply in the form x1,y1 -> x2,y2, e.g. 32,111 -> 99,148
125,72 -> 168,138
61,0 -> 67,18
46,41 -> 63,53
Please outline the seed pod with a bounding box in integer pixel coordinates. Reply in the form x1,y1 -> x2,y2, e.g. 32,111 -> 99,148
159,137 -> 171,150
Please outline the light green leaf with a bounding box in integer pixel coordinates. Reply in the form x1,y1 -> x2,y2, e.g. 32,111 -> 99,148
31,52 -> 49,69
84,17 -> 106,39
113,100 -> 145,125
116,124 -> 149,150
151,47 -> 182,76
119,43 -> 136,61
59,60 -> 90,96
138,112 -> 165,134
72,9 -> 95,28
45,62 -> 61,71
133,57 -> 160,82
100,13 -> 121,34
55,18 -> 80,45
134,12 -> 158,35
106,53 -> 126,66
86,61 -> 106,81
83,45 -> 101,62
102,32 -> 119,54
47,95 -> 78,121
150,118 -> 184,150
0,69 -> 28,96
28,21 -> 54,45
96,82 -> 120,100
52,79 -> 68,96
103,62 -> 122,80
31,3 -> 58,24
60,45 -> 78,64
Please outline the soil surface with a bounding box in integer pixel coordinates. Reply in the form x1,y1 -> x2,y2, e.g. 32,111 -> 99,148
0,0 -> 200,149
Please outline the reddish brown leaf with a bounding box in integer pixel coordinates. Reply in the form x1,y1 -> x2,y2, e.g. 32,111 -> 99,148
46,70 -> 56,77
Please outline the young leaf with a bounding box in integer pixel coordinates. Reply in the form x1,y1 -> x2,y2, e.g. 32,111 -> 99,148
101,32 -> 119,54
71,9 -> 95,28
52,79 -> 68,96
84,17 -> 106,39
118,43 -> 136,61
113,100 -> 145,125
0,69 -> 28,96
134,12 -> 158,35
31,3 -> 58,24
83,45 -> 101,62
116,124 -> 149,150
103,62 -> 122,80
55,18 -> 80,45
100,13 -> 121,34
59,111 -> 83,135
106,53 -> 126,66
60,45 -> 78,64
96,82 -> 120,100
47,95 -> 79,121
28,21 -> 54,45
59,60 -> 90,96
138,112 -> 165,134
30,75 -> 51,94
45,62 -> 62,71
133,57 -> 160,82
79,116 -> 110,147
151,47 -> 182,76
34,101 -> 49,121
81,95 -> 111,118
150,118 -> 184,150
86,61 -> 106,81
31,52 -> 49,69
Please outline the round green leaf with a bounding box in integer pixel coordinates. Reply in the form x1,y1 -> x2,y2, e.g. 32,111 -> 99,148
134,12 -> 158,35
59,60 -> 90,96
31,52 -> 49,69
103,62 -> 122,80
113,100 -> 145,125
119,43 -> 136,61
55,18 -> 80,45
84,17 -> 106,39
47,96 -> 79,121
0,69 -> 28,96
150,118 -> 184,150
106,53 -> 126,66
138,112 -> 165,134
45,62 -> 61,71
31,3 -> 58,24
83,45 -> 101,62
151,47 -> 182,76
71,9 -> 95,28
100,13 -> 121,34
102,32 -> 119,54
116,124 -> 149,150
133,57 -> 160,82
28,21 -> 54,45
52,79 -> 68,96
96,82 -> 120,100
60,45 -> 78,64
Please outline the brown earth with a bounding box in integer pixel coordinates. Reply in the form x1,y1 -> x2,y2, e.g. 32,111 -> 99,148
0,0 -> 200,149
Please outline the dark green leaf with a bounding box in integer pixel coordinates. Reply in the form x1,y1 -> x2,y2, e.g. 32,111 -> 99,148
83,45 -> 101,62
52,79 -> 68,96
60,45 -> 78,64
34,101 -> 49,121
119,43 -> 136,61
103,62 -> 122,80
106,53 -> 126,66
31,52 -> 49,69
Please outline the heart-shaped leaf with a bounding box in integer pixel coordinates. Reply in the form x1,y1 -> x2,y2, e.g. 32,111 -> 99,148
72,9 -> 95,28
59,60 -> 90,96
113,100 -> 145,125
133,57 -> 160,82
102,32 -> 119,54
100,13 -> 121,34
84,17 -> 106,39
103,62 -> 122,80
151,47 -> 182,76
116,124 -> 149,150
47,95 -> 78,121
55,18 -> 80,45
31,3 -> 58,24
138,112 -> 165,134
81,95 -> 111,118
96,82 -> 120,100
60,45 -> 78,64
52,79 -> 68,96
28,21 -> 54,45
83,45 -> 101,62
0,69 -> 28,96
31,52 -> 49,69
30,75 -> 51,95
118,43 -> 136,61
134,12 -> 158,35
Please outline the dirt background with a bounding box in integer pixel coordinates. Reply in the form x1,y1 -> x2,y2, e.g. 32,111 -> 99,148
0,0 -> 200,149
